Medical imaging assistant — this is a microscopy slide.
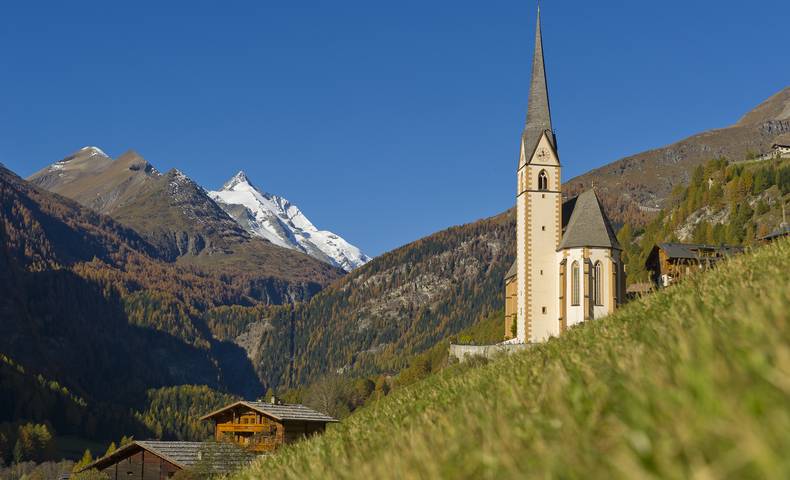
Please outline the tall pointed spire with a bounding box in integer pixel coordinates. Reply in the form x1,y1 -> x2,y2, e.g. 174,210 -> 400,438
521,4 -> 554,164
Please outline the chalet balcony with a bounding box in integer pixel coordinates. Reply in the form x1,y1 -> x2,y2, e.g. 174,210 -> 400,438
217,424 -> 267,433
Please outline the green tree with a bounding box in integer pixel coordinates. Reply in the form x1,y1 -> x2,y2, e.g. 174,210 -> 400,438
73,449 -> 93,473
103,441 -> 116,457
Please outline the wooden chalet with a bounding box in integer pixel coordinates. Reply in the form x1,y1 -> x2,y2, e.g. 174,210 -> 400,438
200,399 -> 338,453
646,243 -> 743,288
80,441 -> 254,479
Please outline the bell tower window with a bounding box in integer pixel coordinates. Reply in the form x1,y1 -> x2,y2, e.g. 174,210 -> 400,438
538,170 -> 548,191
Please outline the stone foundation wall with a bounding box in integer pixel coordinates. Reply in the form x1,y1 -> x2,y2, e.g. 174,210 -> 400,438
448,343 -> 530,363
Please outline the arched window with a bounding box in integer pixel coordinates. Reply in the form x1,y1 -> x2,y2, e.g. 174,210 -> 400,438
538,170 -> 548,190
593,261 -> 602,306
571,261 -> 580,306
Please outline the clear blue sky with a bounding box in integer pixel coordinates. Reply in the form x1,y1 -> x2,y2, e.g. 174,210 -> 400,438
1,1 -> 788,257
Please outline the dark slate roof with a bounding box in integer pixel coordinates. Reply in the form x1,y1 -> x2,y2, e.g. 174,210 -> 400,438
201,400 -> 337,423
521,6 -> 554,164
760,224 -> 790,241
558,190 -> 621,251
244,401 -> 337,422
82,441 -> 255,473
505,261 -> 517,280
656,243 -> 743,259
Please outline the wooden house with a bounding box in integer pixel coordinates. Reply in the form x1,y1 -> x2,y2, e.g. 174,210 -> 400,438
760,225 -> 789,243
646,243 -> 742,288
200,400 -> 337,453
79,441 -> 254,479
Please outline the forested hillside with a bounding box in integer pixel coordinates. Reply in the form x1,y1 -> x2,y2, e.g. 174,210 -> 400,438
235,239 -> 790,480
240,210 -> 514,389
0,165 -> 282,460
617,155 -> 790,282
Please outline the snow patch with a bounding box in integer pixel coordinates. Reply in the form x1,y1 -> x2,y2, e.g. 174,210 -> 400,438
80,146 -> 108,157
209,172 -> 371,270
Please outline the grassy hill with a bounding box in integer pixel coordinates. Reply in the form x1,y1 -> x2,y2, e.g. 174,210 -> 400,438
234,239 -> 790,479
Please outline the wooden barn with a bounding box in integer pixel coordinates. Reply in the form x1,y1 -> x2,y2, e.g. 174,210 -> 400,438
200,399 -> 337,453
80,440 -> 254,479
646,243 -> 742,288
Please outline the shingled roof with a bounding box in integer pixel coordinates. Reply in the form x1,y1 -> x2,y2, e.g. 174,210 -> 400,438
520,6 -> 555,167
200,400 -> 337,423
654,243 -> 743,260
558,190 -> 621,251
81,441 -> 255,473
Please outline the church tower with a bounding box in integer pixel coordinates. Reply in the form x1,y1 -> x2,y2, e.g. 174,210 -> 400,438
515,6 -> 561,343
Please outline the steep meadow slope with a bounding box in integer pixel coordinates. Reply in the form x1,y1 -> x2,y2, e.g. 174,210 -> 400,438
237,239 -> 790,480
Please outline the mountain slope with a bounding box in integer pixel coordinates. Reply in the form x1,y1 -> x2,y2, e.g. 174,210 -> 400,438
243,209 -> 514,389
28,147 -> 159,214
565,86 -> 790,225
27,149 -> 343,285
209,171 -> 370,271
0,164 -> 277,442
235,239 -> 790,480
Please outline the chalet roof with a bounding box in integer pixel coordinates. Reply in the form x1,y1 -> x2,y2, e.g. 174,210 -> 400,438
772,143 -> 790,148
200,400 -> 338,423
81,441 -> 255,473
655,242 -> 743,260
760,224 -> 790,241
558,190 -> 621,251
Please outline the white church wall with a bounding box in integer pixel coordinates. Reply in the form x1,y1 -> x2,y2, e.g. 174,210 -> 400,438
588,248 -> 612,319
560,247 -> 617,328
528,188 -> 560,342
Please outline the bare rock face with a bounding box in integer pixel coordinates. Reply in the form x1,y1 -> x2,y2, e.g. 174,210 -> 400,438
565,87 -> 790,226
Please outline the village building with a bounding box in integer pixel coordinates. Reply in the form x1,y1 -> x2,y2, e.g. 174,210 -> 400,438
80,440 -> 255,479
503,7 -> 625,343
199,399 -> 337,453
759,224 -> 790,243
769,143 -> 790,158
645,243 -> 743,287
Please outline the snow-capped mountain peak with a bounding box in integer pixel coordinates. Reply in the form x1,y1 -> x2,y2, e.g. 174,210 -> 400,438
209,172 -> 370,271
80,146 -> 108,157
222,170 -> 253,191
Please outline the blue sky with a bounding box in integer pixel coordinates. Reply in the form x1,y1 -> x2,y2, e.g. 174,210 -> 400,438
1,1 -> 788,257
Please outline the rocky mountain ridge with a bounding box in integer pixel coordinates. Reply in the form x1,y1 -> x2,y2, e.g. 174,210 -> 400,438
209,171 -> 370,271
27,149 -> 344,284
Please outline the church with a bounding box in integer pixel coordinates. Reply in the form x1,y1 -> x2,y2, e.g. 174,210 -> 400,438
503,8 -> 625,344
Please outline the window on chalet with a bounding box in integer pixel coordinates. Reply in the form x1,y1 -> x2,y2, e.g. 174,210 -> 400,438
571,261 -> 580,306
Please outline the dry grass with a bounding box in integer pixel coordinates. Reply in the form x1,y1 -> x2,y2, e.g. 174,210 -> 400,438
234,240 -> 790,479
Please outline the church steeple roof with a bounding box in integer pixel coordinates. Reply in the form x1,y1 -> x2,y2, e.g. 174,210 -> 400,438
521,5 -> 554,165
557,190 -> 621,251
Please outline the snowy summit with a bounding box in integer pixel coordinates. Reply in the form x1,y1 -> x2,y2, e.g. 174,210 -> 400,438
209,171 -> 371,271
